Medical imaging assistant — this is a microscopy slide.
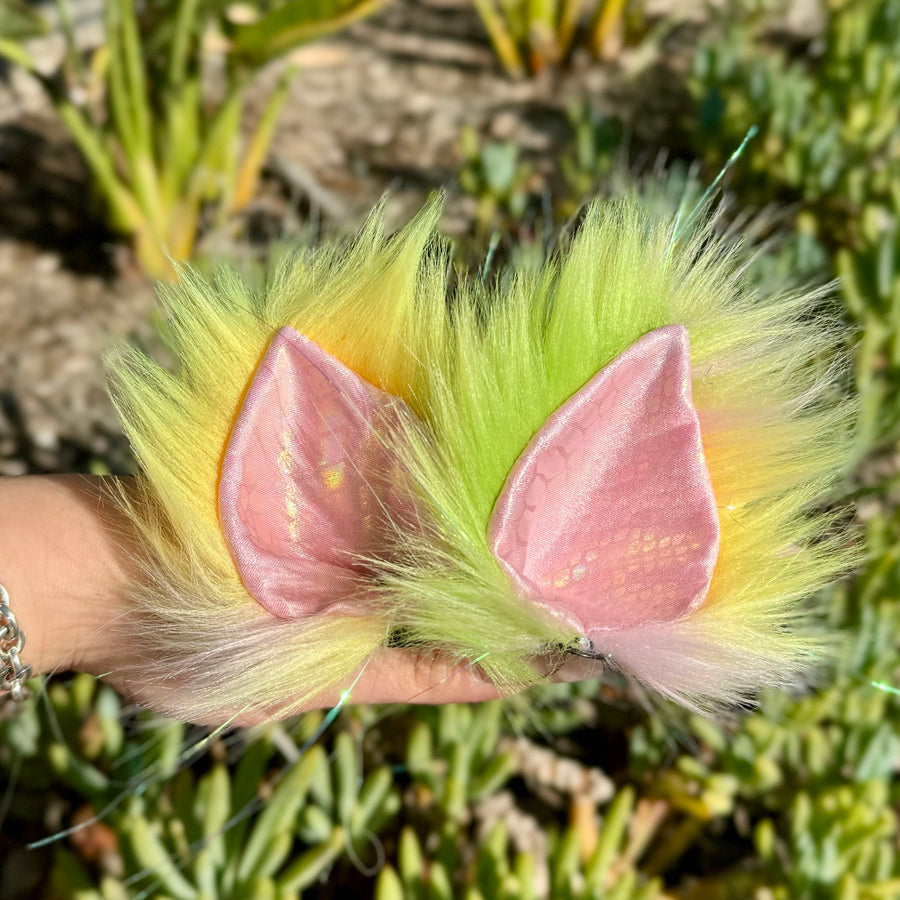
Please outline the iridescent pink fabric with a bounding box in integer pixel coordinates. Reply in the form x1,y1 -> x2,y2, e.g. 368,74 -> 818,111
489,325 -> 719,635
222,323 -> 719,636
219,327 -> 402,619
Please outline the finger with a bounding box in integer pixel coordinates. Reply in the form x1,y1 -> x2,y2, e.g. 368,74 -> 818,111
342,648 -> 603,706
346,649 -> 504,705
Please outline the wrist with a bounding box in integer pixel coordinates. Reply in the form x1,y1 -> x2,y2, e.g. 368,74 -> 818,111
0,475 -> 134,677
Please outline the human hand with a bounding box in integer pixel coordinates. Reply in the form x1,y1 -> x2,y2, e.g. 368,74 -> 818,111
0,475 -> 596,724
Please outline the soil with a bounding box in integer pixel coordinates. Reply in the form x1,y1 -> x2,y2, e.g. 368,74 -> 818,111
0,0 -> 703,477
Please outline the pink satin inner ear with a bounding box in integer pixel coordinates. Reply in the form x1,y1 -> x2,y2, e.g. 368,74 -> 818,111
219,327 -> 402,619
489,325 -> 719,633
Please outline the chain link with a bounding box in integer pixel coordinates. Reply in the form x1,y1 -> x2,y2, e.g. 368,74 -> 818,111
0,583 -> 31,702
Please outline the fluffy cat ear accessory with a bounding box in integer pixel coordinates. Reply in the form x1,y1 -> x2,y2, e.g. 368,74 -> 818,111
108,197 -> 855,721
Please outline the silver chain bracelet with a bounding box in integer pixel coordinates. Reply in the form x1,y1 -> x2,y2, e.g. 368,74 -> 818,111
0,583 -> 32,702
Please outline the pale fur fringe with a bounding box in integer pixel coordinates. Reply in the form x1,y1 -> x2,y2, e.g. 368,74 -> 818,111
107,194 -> 856,721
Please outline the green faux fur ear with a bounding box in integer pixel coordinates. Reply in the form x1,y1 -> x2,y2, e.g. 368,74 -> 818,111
108,191 -> 855,721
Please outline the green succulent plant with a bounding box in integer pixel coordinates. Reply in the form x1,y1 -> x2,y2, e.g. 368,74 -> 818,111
690,0 -> 900,448
0,0 -> 386,280
470,0 -> 631,77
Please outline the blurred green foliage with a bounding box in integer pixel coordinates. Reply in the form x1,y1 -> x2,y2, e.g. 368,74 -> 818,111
455,102 -> 624,261
557,101 -> 623,216
0,0 -> 385,279
0,0 -> 47,43
691,0 -> 900,450
458,125 -> 535,236
470,0 -> 630,76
